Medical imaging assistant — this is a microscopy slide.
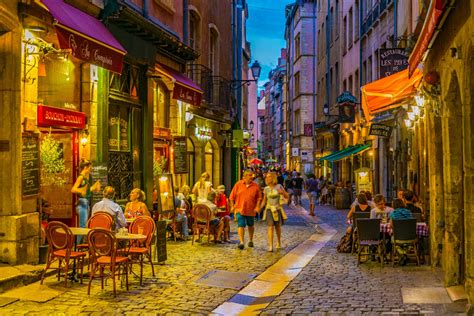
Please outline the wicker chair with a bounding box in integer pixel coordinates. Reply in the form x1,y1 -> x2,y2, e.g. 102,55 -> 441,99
356,218 -> 384,267
128,217 -> 156,285
191,204 -> 212,245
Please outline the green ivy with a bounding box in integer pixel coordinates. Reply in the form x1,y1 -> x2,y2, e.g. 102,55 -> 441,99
40,133 -> 69,186
153,156 -> 168,177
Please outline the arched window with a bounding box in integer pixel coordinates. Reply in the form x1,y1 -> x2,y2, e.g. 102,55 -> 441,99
204,141 -> 213,181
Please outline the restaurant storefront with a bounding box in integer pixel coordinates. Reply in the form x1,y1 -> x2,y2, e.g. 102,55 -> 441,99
0,0 -> 126,264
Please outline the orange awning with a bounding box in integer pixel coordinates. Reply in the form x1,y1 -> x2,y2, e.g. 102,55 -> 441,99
361,68 -> 423,120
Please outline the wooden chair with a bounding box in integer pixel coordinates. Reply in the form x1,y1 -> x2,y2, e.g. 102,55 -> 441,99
391,218 -> 419,266
87,228 -> 129,297
40,221 -> 86,287
351,211 -> 371,254
191,204 -> 212,245
77,212 -> 113,251
356,218 -> 384,267
128,217 -> 156,285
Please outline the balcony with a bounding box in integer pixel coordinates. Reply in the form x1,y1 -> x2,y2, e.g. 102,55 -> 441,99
187,64 -> 234,114
361,0 -> 392,36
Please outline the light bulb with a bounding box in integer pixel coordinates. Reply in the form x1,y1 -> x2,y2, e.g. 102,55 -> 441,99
405,119 -> 412,128
415,95 -> 424,107
407,112 -> 415,121
412,106 -> 420,116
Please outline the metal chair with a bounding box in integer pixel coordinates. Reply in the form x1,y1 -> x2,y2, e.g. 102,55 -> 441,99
128,217 -> 156,285
351,211 -> 371,254
391,218 -> 419,266
87,229 -> 129,297
356,218 -> 384,267
40,221 -> 86,287
191,204 -> 212,245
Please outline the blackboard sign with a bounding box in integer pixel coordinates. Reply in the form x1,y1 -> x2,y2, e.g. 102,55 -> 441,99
369,123 -> 392,138
154,220 -> 167,263
90,163 -> 108,207
173,136 -> 188,174
22,134 -> 40,197
379,48 -> 408,78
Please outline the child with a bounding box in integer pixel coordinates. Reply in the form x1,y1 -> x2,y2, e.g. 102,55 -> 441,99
215,185 -> 231,242
320,184 -> 329,205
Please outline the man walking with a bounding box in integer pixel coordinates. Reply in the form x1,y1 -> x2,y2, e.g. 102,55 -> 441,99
229,170 -> 262,249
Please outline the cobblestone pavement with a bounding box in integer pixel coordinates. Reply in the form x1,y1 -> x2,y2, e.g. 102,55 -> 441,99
261,199 -> 468,315
0,204 -> 317,315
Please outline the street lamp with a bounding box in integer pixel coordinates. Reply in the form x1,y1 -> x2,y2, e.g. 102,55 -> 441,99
230,60 -> 261,89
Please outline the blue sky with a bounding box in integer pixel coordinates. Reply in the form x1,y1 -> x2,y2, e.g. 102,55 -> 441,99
246,0 -> 294,90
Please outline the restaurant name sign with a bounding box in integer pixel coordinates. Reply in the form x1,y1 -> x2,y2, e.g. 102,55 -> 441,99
380,48 -> 408,78
56,27 -> 125,74
173,84 -> 202,107
369,123 -> 392,138
37,105 -> 86,129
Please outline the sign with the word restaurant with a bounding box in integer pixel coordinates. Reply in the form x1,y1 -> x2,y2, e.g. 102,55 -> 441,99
379,48 -> 408,78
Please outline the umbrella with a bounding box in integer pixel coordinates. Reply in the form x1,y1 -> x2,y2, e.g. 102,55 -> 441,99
265,158 -> 277,163
249,158 -> 263,165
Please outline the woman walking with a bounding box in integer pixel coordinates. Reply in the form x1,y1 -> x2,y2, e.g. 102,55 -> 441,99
260,172 -> 289,252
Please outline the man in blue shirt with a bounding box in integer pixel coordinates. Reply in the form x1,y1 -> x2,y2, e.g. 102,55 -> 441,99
92,186 -> 127,230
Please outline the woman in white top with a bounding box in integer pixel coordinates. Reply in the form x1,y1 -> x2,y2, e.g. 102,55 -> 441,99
192,172 -> 217,211
260,172 -> 289,252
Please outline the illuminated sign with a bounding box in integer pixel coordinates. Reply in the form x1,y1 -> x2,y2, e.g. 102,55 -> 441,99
37,105 -> 86,129
195,126 -> 213,141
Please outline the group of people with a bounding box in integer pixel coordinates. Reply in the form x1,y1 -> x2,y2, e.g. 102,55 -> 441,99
343,189 -> 424,265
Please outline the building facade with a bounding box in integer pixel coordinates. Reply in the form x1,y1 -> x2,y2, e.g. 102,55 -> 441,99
286,1 -> 317,174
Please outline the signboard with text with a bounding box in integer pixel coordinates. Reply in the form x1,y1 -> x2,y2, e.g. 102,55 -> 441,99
172,137 -> 188,174
22,134 -> 40,197
380,48 -> 408,78
37,105 -> 86,129
304,124 -> 313,136
369,123 -> 392,138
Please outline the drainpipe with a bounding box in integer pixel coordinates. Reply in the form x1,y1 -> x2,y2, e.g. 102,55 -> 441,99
143,0 -> 148,18
183,0 -> 189,45
236,0 -> 243,128
393,0 -> 397,48
312,1 -> 316,174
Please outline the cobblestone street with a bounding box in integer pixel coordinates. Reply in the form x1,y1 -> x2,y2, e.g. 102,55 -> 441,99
0,198 -> 468,315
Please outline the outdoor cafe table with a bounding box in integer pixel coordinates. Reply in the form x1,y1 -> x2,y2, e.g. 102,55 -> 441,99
380,222 -> 429,237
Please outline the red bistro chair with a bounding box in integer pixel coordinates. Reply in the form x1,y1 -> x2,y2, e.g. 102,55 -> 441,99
128,216 -> 156,285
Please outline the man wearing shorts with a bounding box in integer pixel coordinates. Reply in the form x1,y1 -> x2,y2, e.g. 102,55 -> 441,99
304,174 -> 318,216
229,170 -> 262,249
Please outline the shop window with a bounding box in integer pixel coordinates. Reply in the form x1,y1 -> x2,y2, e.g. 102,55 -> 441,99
154,81 -> 170,128
108,103 -> 130,152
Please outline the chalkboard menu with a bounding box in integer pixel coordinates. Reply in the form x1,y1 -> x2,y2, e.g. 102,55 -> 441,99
90,163 -> 108,207
155,220 -> 167,263
173,136 -> 188,174
22,134 -> 40,197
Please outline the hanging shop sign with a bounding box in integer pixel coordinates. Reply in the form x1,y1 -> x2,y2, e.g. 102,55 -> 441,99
172,136 -> 188,174
37,105 -> 86,129
369,123 -> 392,138
196,126 -> 213,142
379,48 -> 408,78
22,134 -> 40,197
336,91 -> 356,123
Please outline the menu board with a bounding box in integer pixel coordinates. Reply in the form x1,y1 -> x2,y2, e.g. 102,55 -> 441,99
173,136 -> 188,174
90,163 -> 108,207
155,220 -> 167,263
22,134 -> 40,197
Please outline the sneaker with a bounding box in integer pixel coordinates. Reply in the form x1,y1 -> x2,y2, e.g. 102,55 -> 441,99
238,243 -> 244,250
248,241 -> 254,248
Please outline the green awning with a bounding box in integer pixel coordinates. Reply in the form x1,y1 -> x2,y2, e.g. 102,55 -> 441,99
319,144 -> 371,162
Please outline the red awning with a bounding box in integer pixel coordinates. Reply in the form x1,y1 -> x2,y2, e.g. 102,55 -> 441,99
39,0 -> 126,74
361,68 -> 423,120
155,64 -> 203,107
408,0 -> 445,77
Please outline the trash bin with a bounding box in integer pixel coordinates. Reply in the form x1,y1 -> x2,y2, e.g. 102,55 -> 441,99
335,188 -> 351,209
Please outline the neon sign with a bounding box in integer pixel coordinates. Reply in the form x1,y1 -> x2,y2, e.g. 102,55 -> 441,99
195,126 -> 213,141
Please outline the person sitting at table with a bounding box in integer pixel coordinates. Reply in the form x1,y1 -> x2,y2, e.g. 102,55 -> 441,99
370,194 -> 394,221
92,186 -> 127,230
346,193 -> 371,234
173,187 -> 189,241
180,185 -> 193,211
389,198 -> 413,265
215,185 -> 230,242
125,188 -> 151,219
403,190 -> 423,220
205,190 -> 225,243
